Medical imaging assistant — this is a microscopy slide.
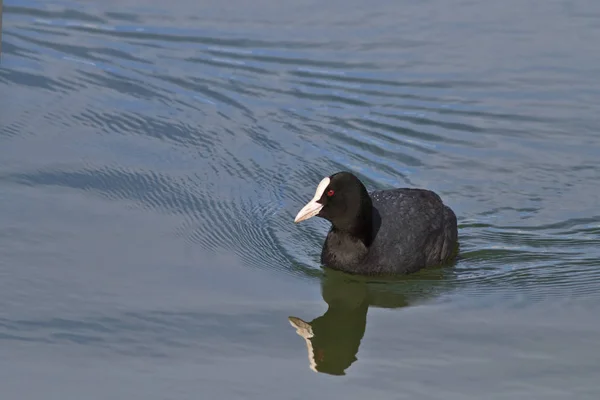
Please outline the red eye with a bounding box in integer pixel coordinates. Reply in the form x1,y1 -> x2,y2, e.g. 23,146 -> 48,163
327,189 -> 335,197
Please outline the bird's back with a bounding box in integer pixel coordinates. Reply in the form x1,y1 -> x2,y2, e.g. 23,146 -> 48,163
363,188 -> 458,274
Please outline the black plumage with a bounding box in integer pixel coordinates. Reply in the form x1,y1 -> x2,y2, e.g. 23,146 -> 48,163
294,171 -> 458,275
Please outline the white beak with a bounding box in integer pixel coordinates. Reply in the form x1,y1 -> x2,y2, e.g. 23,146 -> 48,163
294,177 -> 331,223
294,200 -> 324,223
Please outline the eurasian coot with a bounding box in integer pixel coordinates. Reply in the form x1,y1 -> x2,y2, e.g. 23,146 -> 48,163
294,171 -> 458,275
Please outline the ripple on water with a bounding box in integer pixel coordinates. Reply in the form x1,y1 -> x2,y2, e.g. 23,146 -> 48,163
456,214 -> 600,302
2,1 -> 600,305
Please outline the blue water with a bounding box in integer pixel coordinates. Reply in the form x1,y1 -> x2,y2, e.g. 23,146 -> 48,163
2,0 -> 600,398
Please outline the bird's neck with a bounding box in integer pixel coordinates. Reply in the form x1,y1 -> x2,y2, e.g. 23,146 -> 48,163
333,203 -> 373,246
321,229 -> 369,273
321,203 -> 374,273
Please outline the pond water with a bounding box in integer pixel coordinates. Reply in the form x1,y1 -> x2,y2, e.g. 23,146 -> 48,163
1,0 -> 600,398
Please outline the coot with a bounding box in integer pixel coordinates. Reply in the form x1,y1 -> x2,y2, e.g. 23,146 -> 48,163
294,171 -> 458,275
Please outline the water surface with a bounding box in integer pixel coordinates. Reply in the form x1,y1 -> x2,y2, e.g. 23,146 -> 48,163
2,0 -> 600,398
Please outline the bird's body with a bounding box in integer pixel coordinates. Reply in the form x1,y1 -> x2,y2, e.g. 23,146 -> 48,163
295,172 -> 458,276
321,188 -> 457,275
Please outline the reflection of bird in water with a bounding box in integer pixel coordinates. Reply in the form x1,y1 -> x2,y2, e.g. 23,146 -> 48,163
288,268 -> 448,376
289,281 -> 368,376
